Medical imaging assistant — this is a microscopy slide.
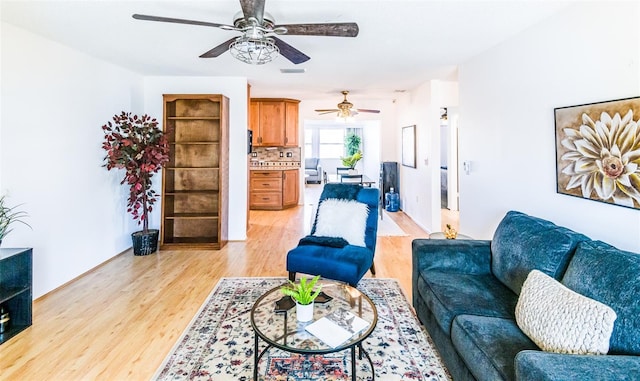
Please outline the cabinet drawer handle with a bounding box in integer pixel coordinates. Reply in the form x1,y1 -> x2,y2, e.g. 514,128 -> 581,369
262,197 -> 269,200
262,183 -> 270,186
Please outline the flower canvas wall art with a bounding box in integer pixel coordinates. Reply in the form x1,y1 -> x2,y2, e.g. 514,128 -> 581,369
555,97 -> 640,209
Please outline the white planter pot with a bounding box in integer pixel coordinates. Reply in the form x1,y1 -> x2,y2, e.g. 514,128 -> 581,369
296,302 -> 314,322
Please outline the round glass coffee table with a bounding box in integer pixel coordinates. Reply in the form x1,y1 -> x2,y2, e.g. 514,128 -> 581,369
250,281 -> 378,380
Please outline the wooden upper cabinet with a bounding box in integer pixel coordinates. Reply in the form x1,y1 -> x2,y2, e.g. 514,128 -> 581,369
250,98 -> 299,147
258,101 -> 285,146
249,101 -> 261,147
284,101 -> 299,147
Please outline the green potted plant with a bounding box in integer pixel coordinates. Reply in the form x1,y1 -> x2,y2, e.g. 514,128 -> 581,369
0,195 -> 31,247
102,112 -> 170,256
341,132 -> 363,173
341,151 -> 363,171
281,275 -> 322,322
344,132 -> 361,156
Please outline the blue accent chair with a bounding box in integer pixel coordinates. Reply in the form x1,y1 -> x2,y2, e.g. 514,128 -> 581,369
287,184 -> 379,286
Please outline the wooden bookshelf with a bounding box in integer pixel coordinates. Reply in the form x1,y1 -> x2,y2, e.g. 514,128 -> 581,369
161,95 -> 229,250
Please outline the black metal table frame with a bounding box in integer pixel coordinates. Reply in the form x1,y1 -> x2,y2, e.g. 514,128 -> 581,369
250,285 -> 378,381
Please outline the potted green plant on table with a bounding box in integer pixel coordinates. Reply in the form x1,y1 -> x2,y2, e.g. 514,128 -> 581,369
341,151 -> 363,173
281,275 -> 322,322
102,112 -> 170,256
341,132 -> 363,174
0,195 -> 31,247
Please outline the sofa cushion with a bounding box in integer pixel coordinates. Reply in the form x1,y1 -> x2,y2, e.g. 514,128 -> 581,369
515,350 -> 640,381
416,270 -> 518,335
561,240 -> 640,355
491,211 -> 589,295
286,243 -> 373,286
451,315 -> 538,381
516,270 -> 616,355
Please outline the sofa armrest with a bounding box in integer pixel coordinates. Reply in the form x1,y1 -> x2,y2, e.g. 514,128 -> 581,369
412,239 -> 492,275
515,350 -> 640,381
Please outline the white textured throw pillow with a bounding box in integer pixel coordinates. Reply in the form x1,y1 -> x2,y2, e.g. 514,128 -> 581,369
313,198 -> 369,247
515,270 -> 617,355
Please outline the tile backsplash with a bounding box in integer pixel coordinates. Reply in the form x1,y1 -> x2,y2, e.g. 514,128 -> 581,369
250,147 -> 301,162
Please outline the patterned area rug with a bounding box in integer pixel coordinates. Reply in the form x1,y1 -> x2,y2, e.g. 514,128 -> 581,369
154,278 -> 450,381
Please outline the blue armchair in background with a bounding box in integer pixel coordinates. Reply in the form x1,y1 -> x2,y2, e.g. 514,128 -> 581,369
286,184 -> 379,286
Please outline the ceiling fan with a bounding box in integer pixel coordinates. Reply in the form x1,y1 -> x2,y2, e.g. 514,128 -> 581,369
315,91 -> 381,118
132,0 -> 359,65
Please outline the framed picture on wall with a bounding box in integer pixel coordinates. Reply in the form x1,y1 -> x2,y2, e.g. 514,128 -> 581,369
402,125 -> 416,168
554,96 -> 640,210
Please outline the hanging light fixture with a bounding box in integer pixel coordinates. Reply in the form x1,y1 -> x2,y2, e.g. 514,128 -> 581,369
228,15 -> 279,65
229,36 -> 279,65
336,108 -> 355,123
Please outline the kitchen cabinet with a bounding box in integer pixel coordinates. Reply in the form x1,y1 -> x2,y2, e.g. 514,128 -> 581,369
284,101 -> 299,147
282,169 -> 299,207
250,171 -> 282,210
250,98 -> 299,147
250,169 -> 299,210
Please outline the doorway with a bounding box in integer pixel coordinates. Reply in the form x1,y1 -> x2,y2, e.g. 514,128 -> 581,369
439,107 -> 460,230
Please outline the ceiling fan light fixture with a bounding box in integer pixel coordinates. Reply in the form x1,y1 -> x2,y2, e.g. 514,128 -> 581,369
337,109 -> 352,119
336,115 -> 355,123
229,36 -> 279,65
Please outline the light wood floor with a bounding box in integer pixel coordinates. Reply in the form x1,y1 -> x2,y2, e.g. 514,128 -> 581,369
0,187 -> 454,380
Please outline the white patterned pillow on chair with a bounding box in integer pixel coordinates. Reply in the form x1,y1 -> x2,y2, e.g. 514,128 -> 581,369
313,198 -> 369,247
515,270 -> 617,355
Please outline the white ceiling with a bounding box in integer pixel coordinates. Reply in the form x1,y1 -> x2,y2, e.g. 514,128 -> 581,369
1,0 -> 570,102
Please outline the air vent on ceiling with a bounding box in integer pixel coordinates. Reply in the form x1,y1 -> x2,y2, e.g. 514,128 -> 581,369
280,68 -> 306,74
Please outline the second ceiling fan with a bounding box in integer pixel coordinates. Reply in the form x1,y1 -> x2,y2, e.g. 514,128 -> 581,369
316,91 -> 381,118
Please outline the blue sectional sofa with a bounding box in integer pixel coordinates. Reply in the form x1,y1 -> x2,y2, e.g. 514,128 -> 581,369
412,211 -> 640,381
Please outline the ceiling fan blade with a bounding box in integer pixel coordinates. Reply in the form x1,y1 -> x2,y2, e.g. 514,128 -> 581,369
239,0 -> 265,24
132,14 -> 235,30
199,38 -> 237,58
356,109 -> 381,113
318,111 -> 339,115
271,37 -> 310,64
276,23 -> 359,37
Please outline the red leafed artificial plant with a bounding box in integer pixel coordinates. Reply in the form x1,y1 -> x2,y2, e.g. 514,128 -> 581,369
102,112 -> 170,234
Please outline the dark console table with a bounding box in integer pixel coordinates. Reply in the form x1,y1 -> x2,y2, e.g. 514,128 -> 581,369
0,248 -> 32,344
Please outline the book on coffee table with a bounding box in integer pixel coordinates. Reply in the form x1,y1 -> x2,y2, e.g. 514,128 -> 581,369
305,308 -> 370,348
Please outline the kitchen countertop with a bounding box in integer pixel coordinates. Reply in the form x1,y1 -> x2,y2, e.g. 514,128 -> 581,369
249,160 -> 301,170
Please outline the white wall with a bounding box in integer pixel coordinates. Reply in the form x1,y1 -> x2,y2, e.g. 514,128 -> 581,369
143,77 -> 248,240
458,2 -> 640,252
1,23 -> 144,298
395,80 -> 458,232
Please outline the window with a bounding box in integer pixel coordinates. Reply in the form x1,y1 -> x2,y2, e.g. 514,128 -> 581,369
318,129 -> 344,158
304,129 -> 313,157
304,125 -> 363,159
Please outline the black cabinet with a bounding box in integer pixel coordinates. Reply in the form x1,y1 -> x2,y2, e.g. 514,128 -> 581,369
379,162 -> 399,217
0,248 -> 32,344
